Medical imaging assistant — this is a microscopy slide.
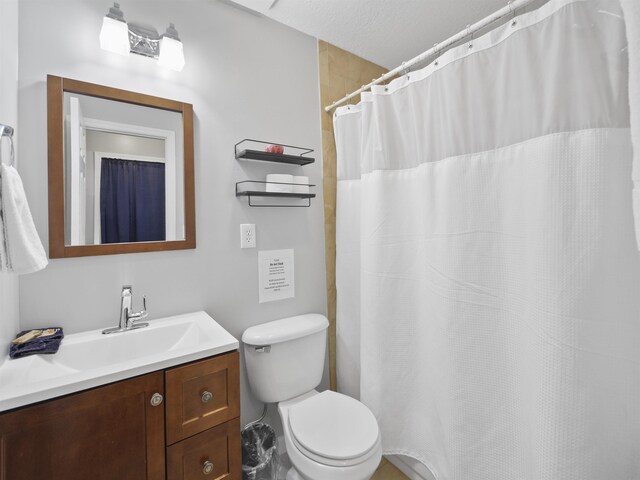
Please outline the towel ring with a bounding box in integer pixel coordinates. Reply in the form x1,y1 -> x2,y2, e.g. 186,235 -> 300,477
0,124 -> 15,167
0,136 -> 15,167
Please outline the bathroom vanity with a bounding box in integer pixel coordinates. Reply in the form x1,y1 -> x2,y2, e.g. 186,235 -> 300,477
0,312 -> 241,480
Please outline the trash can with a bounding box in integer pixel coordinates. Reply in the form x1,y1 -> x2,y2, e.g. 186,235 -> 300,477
242,422 -> 279,480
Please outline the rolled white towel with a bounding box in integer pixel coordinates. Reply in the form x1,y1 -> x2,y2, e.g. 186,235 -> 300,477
0,164 -> 48,274
266,174 -> 293,193
292,176 -> 309,194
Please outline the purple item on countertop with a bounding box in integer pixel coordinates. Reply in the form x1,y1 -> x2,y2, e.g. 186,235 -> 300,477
9,328 -> 64,359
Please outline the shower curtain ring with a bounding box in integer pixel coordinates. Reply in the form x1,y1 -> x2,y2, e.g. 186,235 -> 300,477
433,43 -> 440,67
508,1 -> 517,27
467,24 -> 474,49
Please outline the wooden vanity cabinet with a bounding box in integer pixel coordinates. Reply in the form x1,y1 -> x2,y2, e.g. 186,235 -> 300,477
0,351 -> 241,480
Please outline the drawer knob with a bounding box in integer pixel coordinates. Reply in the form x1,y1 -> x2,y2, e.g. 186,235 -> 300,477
150,393 -> 163,407
201,391 -> 213,403
203,460 -> 214,475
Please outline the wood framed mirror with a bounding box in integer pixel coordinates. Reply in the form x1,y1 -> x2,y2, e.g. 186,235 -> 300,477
47,75 -> 195,258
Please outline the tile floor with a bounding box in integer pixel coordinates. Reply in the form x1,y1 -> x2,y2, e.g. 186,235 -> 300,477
372,458 -> 409,479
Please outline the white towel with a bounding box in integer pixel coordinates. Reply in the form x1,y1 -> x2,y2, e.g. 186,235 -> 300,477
0,164 -> 47,274
620,0 -> 640,249
0,192 -> 7,271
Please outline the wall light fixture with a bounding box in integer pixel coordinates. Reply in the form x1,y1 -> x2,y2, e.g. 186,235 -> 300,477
99,3 -> 185,71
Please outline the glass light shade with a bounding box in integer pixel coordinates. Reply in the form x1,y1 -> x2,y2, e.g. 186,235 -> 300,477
99,17 -> 130,56
158,36 -> 185,71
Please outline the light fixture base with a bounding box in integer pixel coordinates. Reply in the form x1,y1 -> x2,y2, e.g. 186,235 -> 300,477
99,3 -> 185,70
128,22 -> 160,58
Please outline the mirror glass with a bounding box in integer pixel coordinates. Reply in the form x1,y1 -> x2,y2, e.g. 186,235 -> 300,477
63,92 -> 185,246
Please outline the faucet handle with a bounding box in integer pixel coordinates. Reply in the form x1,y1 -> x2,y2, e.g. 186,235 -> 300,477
129,295 -> 148,323
137,296 -> 148,319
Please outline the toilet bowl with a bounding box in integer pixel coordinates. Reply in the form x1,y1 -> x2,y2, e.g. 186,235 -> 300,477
279,390 -> 382,480
242,314 -> 382,480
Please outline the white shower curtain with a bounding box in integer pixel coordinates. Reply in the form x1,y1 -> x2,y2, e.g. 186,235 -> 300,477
334,1 -> 640,479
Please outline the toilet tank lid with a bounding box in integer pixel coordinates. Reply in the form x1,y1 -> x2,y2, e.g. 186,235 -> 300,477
242,314 -> 328,346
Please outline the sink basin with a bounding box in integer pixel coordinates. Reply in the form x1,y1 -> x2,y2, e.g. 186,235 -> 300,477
55,315 -> 217,370
0,311 -> 238,412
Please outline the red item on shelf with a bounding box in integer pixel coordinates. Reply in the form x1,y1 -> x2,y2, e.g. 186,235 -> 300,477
265,144 -> 284,154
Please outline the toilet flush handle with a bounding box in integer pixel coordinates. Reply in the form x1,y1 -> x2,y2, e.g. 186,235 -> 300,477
255,345 -> 271,353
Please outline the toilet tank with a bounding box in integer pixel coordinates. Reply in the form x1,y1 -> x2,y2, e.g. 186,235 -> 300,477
242,314 -> 329,403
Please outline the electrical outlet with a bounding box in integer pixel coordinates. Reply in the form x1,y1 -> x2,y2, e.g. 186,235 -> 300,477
240,224 -> 256,248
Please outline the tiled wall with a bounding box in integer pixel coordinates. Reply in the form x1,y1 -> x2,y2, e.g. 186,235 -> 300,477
318,41 -> 387,390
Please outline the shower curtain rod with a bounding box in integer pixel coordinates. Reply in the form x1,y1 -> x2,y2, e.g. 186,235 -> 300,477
324,0 -> 538,112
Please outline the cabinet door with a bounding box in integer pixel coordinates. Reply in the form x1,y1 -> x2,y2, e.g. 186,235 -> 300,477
0,372 -> 165,480
165,352 -> 240,445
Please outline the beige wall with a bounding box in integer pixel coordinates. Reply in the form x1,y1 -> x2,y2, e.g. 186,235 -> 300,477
318,41 -> 387,390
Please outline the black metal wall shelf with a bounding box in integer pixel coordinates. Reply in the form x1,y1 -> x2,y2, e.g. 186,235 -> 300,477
235,139 -> 315,166
236,180 -> 316,208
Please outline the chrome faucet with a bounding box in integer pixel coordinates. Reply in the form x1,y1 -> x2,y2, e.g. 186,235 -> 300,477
102,285 -> 149,334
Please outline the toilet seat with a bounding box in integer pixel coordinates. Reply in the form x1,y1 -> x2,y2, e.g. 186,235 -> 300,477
287,390 -> 379,467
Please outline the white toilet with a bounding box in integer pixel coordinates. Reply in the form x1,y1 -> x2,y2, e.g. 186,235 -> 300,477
242,314 -> 382,480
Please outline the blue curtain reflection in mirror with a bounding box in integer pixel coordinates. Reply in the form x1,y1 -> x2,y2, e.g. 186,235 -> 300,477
100,158 -> 166,243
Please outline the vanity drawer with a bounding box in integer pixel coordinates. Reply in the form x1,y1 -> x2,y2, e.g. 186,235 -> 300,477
166,351 -> 240,444
167,417 -> 241,480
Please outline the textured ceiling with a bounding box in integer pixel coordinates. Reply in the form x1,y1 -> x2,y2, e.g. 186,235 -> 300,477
226,0 -> 513,69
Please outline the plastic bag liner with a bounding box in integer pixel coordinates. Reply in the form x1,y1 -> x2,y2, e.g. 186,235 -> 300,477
242,422 -> 279,480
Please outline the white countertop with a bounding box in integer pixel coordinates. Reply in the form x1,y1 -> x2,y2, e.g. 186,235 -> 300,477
0,311 -> 238,412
